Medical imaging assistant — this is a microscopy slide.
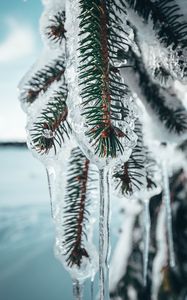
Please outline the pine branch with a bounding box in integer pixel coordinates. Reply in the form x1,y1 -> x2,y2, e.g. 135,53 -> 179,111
113,120 -> 146,196
22,56 -> 65,104
30,88 -> 71,154
78,0 -> 131,158
123,44 -> 187,135
126,0 -> 187,49
63,147 -> 94,267
45,10 -> 66,45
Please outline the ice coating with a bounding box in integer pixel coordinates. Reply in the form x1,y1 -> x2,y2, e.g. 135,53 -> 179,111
143,198 -> 151,286
111,118 -> 161,202
65,0 -> 137,169
90,275 -> 95,300
26,107 -> 70,163
18,52 -> 66,113
46,166 -> 55,218
120,11 -> 187,143
111,119 -> 161,287
19,0 -> 99,287
127,7 -> 187,84
121,67 -> 187,144
99,169 -> 110,300
53,151 -> 99,281
162,160 -> 175,268
146,145 -> 176,269
152,208 -> 168,300
40,4 -> 66,50
72,280 -> 84,300
110,199 -> 141,293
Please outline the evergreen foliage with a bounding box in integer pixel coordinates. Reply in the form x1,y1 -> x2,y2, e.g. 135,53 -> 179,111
125,44 -> 187,135
63,147 -> 93,267
113,120 -> 145,196
23,56 -> 65,104
126,0 -> 187,48
30,88 -> 71,154
78,0 -> 130,158
46,10 -> 66,45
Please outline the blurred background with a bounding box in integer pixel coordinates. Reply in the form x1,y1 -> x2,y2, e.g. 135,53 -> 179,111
0,1 -> 84,299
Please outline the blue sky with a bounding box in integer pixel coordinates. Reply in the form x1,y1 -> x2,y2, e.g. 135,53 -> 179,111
0,0 -> 43,140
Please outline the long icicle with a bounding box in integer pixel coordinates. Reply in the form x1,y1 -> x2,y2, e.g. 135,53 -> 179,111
143,198 -> 151,286
72,280 -> 84,300
46,167 -> 54,219
90,274 -> 95,300
162,160 -> 175,267
99,168 -> 110,300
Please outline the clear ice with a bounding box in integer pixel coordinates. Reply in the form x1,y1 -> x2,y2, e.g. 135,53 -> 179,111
162,161 -> 175,268
99,169 -> 110,300
72,280 -> 84,300
143,198 -> 151,286
46,167 -> 54,218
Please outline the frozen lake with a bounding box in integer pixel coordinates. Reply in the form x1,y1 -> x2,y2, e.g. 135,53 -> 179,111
0,147 -> 94,300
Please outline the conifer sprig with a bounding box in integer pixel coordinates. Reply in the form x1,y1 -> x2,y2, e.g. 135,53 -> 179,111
63,147 -> 93,267
46,11 -> 66,45
113,120 -> 146,196
23,57 -> 65,104
30,89 -> 71,154
126,0 -> 187,48
125,46 -> 187,135
79,0 -> 130,158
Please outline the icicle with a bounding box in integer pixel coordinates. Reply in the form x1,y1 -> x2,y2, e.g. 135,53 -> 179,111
72,280 -> 84,300
143,198 -> 150,286
90,274 -> 95,300
106,169 -> 111,263
162,160 -> 175,268
99,169 -> 110,300
46,166 -> 55,219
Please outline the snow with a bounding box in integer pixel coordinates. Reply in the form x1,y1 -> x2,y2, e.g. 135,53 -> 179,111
121,66 -> 187,144
152,207 -> 167,300
40,5 -> 66,50
109,200 -> 141,293
162,160 -> 175,268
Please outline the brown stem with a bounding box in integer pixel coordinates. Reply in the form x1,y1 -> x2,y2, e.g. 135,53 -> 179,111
27,68 -> 65,103
70,159 -> 90,266
51,107 -> 68,131
99,1 -> 111,127
43,106 -> 68,132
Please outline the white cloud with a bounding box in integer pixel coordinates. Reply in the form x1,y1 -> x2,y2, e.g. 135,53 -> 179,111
0,18 -> 36,63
